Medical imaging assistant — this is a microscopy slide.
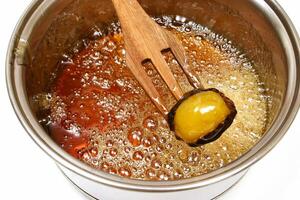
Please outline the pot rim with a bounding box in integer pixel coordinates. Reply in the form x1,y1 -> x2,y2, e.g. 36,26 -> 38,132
6,0 -> 300,192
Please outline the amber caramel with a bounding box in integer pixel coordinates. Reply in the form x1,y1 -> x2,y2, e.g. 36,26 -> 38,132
35,16 -> 269,180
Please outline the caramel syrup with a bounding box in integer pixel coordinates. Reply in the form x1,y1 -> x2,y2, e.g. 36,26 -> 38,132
35,16 -> 269,180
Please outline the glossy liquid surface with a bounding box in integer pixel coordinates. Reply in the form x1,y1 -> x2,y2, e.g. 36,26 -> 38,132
35,16 -> 269,180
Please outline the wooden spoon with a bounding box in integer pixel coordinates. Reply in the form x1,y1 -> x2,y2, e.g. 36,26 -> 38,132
112,0 -> 237,146
111,0 -> 203,116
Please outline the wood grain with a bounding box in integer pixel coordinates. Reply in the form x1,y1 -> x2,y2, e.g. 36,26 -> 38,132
112,0 -> 203,115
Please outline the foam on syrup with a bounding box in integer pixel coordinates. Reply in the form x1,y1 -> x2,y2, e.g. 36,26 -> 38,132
35,16 -> 269,180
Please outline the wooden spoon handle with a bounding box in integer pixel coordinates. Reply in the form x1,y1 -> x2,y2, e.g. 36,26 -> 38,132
112,0 -> 149,25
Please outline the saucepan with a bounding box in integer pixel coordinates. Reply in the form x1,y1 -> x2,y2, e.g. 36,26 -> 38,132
6,0 -> 300,199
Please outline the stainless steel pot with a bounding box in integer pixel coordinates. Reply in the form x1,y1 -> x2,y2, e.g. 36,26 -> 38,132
6,0 -> 300,199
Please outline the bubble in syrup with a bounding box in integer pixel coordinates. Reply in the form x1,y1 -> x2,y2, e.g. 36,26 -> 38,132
143,116 -> 158,131
151,159 -> 162,169
108,168 -> 117,175
142,136 -> 154,147
173,169 -> 183,179
102,149 -> 109,155
109,148 -> 118,157
99,79 -> 111,90
118,167 -> 132,178
146,69 -> 155,77
131,167 -> 138,173
151,152 -> 157,158
81,151 -> 90,160
124,146 -> 131,153
106,140 -> 114,147
100,162 -> 110,171
157,170 -> 171,181
127,128 -> 143,147
116,79 -> 125,87
188,151 -> 200,166
105,41 -> 117,52
156,145 -> 164,153
145,169 -> 157,180
159,137 -> 167,144
90,147 -> 98,157
132,151 -> 144,161
144,155 -> 151,163
165,162 -> 174,169
195,35 -> 203,41
166,143 -> 172,149
183,165 -> 191,174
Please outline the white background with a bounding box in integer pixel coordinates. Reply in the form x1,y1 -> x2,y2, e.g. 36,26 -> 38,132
0,0 -> 299,199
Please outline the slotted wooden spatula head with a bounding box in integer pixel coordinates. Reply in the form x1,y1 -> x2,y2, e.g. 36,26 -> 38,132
112,0 -> 202,115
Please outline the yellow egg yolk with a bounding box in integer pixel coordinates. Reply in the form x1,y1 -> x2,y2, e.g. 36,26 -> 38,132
174,91 -> 230,144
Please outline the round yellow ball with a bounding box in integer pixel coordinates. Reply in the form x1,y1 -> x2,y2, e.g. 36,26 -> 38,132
174,91 -> 230,144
